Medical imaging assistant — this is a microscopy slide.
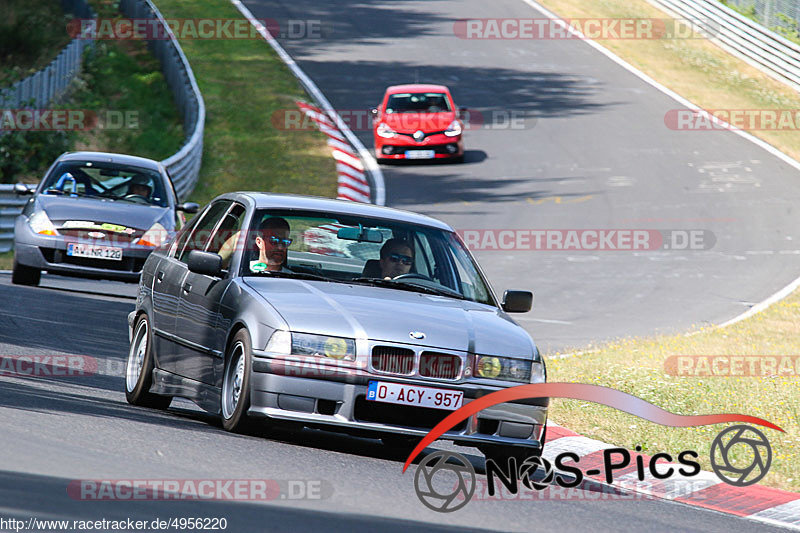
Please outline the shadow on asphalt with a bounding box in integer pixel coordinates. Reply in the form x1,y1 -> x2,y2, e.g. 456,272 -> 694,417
0,282 -> 132,358
0,470 -> 495,532
385,169 -> 601,208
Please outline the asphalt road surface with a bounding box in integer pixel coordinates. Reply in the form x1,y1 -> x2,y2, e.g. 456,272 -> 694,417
0,273 -> 786,531
243,0 -> 800,353
2,0 -> 798,530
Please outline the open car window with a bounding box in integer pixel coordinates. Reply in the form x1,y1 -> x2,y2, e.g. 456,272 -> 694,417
240,209 -> 496,306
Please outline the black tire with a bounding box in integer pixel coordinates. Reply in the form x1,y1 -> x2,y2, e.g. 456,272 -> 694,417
221,329 -> 254,433
11,257 -> 40,286
125,314 -> 171,409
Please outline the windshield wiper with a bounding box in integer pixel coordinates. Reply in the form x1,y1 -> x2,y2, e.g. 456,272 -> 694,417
350,278 -> 466,300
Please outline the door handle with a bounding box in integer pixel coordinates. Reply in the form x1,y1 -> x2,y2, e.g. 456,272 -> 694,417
182,282 -> 192,293
156,271 -> 164,282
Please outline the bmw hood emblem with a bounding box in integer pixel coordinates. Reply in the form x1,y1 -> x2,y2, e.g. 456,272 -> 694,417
409,331 -> 426,340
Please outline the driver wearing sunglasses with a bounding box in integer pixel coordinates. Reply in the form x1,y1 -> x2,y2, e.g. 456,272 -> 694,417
252,216 -> 293,273
379,238 -> 414,279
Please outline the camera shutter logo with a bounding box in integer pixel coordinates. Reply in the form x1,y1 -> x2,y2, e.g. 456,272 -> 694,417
710,425 -> 772,487
518,456 -> 554,491
413,451 -> 475,512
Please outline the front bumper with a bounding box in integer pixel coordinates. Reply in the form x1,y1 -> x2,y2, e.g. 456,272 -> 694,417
14,219 -> 153,282
374,134 -> 464,160
248,354 -> 547,450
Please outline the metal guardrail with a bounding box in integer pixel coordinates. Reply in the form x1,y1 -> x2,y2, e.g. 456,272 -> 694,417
0,0 -> 95,109
0,185 -> 32,253
647,0 -> 800,91
0,0 -> 206,254
120,0 -> 206,201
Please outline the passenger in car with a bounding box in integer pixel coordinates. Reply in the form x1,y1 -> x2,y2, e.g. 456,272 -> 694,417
379,238 -> 414,279
251,216 -> 293,273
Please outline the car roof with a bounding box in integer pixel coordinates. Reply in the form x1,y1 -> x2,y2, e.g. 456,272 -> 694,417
224,192 -> 453,231
385,84 -> 451,95
57,151 -> 163,171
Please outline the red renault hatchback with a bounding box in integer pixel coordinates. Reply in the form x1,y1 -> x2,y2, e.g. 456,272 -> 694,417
371,84 -> 465,162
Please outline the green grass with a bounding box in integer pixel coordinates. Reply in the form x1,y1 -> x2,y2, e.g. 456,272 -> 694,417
67,38 -> 184,160
719,0 -> 759,23
152,0 -> 337,206
66,0 -> 184,161
548,290 -> 800,492
2,0 -> 184,184
0,251 -> 12,270
0,0 -> 72,85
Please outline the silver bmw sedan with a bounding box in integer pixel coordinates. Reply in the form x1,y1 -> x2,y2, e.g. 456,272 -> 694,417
126,192 -> 547,464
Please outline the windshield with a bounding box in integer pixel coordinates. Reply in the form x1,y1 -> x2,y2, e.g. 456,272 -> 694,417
240,209 -> 495,306
40,161 -> 168,207
386,92 -> 451,114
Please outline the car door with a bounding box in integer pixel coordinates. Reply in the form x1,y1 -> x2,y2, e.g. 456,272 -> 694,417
150,211 -> 204,372
155,201 -> 230,376
174,201 -> 241,384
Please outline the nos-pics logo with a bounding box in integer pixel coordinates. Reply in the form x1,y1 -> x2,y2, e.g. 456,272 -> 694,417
403,384 -> 781,513
413,424 -> 772,513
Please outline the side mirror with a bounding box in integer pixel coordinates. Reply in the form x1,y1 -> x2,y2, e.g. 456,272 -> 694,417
186,250 -> 223,278
458,107 -> 469,120
14,183 -> 33,195
177,202 -> 199,213
370,108 -> 379,117
502,290 -> 533,313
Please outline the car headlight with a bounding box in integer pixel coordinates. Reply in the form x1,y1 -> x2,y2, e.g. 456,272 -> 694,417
137,222 -> 168,247
266,330 -> 356,361
531,361 -> 545,383
444,120 -> 462,137
474,355 -> 531,383
377,122 -> 397,138
28,210 -> 58,236
266,330 -> 291,354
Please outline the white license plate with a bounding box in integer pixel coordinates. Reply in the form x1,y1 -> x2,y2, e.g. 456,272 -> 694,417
366,381 -> 464,411
404,150 -> 435,159
67,243 -> 123,261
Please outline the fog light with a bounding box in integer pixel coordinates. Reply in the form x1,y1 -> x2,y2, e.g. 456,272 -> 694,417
382,146 -> 394,155
445,143 -> 458,154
